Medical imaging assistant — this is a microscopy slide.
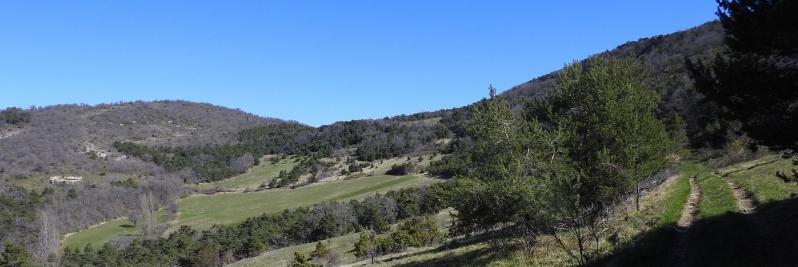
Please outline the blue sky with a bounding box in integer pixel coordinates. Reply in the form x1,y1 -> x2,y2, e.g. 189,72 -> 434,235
0,1 -> 718,126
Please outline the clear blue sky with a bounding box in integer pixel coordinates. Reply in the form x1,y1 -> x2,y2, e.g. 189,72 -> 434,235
0,1 -> 718,126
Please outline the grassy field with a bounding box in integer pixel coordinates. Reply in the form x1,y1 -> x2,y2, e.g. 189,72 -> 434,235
685,164 -> 737,219
61,218 -> 140,249
62,158 -> 441,250
64,174 -> 439,250
715,154 -> 782,176
173,174 -> 440,231
725,156 -> 798,204
192,155 -> 297,191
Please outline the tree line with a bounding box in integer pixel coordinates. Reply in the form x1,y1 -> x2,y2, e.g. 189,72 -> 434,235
116,115 -> 453,183
60,185 -> 443,266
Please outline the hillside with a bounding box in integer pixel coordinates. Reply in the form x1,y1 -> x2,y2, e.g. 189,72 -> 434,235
4,10 -> 795,266
0,21 -> 727,183
0,100 -> 290,181
501,21 -> 726,146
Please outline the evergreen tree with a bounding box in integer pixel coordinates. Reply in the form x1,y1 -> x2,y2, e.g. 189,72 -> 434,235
0,242 -> 34,267
443,85 -> 549,235
688,0 -> 798,179
539,57 -> 672,263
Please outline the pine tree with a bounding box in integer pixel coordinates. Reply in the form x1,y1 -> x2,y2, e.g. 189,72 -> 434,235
688,0 -> 798,180
444,85 -> 548,235
0,242 -> 34,267
542,57 -> 672,263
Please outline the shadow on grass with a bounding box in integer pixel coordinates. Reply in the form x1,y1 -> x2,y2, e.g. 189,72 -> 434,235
592,197 -> 798,267
391,229 -> 517,267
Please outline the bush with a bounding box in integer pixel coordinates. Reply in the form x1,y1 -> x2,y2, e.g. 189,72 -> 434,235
386,163 -> 417,176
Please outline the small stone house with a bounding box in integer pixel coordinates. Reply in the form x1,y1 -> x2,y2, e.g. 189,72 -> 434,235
49,176 -> 83,185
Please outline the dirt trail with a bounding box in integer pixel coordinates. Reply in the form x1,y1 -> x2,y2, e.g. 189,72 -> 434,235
717,174 -> 756,214
667,175 -> 700,267
677,176 -> 701,228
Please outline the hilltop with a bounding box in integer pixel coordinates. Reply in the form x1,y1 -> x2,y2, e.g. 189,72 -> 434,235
0,100 -> 291,181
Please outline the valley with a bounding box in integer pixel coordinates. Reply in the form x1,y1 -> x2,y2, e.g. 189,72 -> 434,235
60,154 -> 443,250
1,1 -> 796,266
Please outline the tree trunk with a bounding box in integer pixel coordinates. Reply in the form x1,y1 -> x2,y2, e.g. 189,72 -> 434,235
635,180 -> 641,211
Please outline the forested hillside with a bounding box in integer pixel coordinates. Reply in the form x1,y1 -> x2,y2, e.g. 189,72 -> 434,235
502,21 -> 727,147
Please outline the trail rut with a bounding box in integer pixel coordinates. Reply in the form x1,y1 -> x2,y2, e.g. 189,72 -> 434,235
668,175 -> 700,266
714,173 -> 755,214
677,176 -> 700,228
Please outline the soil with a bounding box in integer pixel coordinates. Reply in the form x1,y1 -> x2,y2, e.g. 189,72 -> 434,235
677,176 -> 701,228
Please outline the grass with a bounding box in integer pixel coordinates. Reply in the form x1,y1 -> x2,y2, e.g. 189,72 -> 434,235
350,154 -> 443,177
232,233 -> 361,267
170,174 -> 440,232
61,218 -> 140,249
63,174 -> 439,250
351,169 -> 690,267
61,157 -> 441,251
229,210 -> 452,267
658,172 -> 691,225
191,155 -> 297,191
684,163 -> 737,219
725,156 -> 798,204
715,154 -> 781,176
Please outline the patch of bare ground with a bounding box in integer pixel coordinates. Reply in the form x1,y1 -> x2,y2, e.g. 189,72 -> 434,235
677,176 -> 700,228
668,175 -> 700,266
0,128 -> 24,139
713,172 -> 756,214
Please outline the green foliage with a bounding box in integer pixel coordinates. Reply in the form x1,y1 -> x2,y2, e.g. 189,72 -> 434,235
0,241 -> 34,267
427,141 -> 473,178
534,58 -> 673,263
665,112 -> 690,156
0,187 -> 40,245
688,0 -> 798,150
271,156 -> 332,188
438,58 -> 673,265
192,242 -> 221,267
291,251 -> 320,267
309,242 -> 331,260
62,185 -> 442,266
353,215 -> 442,261
353,231 -> 375,259
386,162 -> 417,176
114,141 -> 256,182
111,177 -> 139,188
443,85 -> 550,235
394,216 -> 442,247
545,57 -> 672,208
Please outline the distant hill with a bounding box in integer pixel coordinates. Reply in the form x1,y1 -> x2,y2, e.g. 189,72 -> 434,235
0,100 -> 292,180
502,21 -> 724,102
498,21 -> 726,146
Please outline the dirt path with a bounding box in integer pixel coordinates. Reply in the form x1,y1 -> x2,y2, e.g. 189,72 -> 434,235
677,176 -> 701,228
717,174 -> 755,214
667,175 -> 700,266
